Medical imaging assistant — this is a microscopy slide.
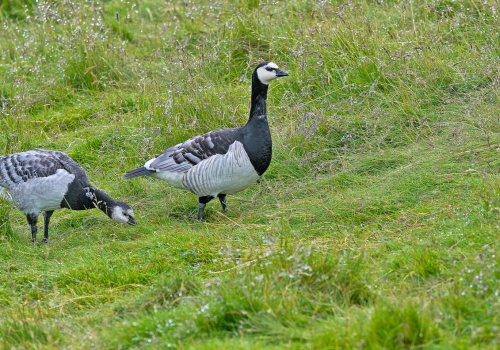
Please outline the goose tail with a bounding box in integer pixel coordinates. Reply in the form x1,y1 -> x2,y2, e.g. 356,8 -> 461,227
124,167 -> 155,180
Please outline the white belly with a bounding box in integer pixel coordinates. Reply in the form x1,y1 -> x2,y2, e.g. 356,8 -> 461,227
150,170 -> 185,189
182,141 -> 260,197
3,169 -> 75,214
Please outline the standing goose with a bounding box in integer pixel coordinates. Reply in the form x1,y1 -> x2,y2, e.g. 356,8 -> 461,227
124,62 -> 288,220
0,149 -> 135,243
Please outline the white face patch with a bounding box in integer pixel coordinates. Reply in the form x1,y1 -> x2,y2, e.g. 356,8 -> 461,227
256,62 -> 281,84
111,206 -> 134,224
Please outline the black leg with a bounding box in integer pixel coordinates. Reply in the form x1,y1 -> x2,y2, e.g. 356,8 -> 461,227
197,202 -> 206,221
218,194 -> 227,212
42,211 -> 54,243
26,213 -> 38,244
198,195 -> 215,221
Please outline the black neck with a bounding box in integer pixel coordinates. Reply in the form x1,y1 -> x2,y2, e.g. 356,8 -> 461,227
248,73 -> 269,122
240,71 -> 272,176
92,188 -> 116,218
60,184 -> 115,216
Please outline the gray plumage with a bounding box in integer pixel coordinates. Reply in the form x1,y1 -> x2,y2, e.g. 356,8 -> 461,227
124,61 -> 289,220
182,141 -> 259,196
0,149 -> 135,243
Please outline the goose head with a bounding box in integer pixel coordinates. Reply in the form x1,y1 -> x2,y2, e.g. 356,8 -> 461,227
110,202 -> 136,225
255,62 -> 288,85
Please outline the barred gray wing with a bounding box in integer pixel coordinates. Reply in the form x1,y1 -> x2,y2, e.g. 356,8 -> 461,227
148,128 -> 241,173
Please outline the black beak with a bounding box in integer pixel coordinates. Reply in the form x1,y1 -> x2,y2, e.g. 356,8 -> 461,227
128,217 -> 136,226
276,69 -> 289,77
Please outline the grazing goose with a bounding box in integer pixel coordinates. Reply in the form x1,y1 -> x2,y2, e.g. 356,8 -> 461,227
125,61 -> 288,220
0,149 -> 135,243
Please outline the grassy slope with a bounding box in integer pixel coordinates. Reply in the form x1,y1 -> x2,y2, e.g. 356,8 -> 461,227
1,0 -> 500,348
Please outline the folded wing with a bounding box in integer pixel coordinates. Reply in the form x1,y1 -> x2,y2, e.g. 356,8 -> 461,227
0,150 -> 67,187
146,128 -> 241,173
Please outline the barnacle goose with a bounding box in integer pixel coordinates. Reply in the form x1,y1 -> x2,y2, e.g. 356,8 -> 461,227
0,149 -> 135,243
124,62 -> 288,220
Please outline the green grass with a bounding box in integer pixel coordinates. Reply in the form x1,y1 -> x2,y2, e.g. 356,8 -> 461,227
1,0 -> 500,348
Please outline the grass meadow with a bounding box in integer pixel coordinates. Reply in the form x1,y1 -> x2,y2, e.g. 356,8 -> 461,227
1,0 -> 500,348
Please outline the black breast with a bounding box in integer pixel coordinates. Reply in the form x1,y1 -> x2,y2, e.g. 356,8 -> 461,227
240,118 -> 272,176
60,180 -> 96,211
